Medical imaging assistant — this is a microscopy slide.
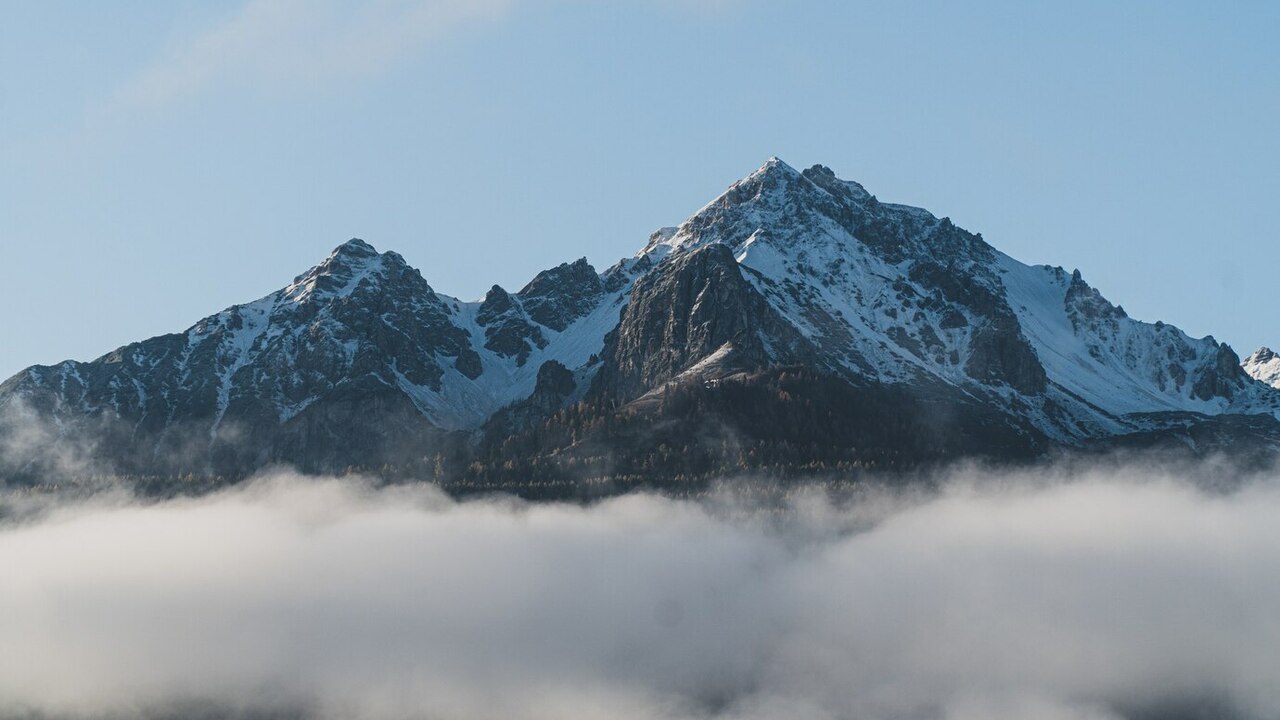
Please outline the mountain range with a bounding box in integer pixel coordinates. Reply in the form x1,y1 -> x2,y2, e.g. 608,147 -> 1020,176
5,158 -> 1280,495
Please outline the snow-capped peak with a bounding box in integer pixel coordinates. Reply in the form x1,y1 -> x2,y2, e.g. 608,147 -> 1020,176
751,155 -> 802,180
639,155 -> 955,268
632,159 -> 1280,438
1246,346 -> 1277,364
1243,346 -> 1280,389
332,237 -> 378,258
279,238 -> 416,306
640,155 -> 819,257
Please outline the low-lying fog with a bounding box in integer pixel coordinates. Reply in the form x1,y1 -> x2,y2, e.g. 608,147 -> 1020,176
2,463 -> 1278,720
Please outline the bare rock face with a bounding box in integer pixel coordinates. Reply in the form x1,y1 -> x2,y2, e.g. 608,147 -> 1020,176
1192,343 -> 1249,401
964,315 -> 1048,395
591,244 -> 811,402
534,359 -> 577,397
517,258 -> 604,331
476,285 -> 547,365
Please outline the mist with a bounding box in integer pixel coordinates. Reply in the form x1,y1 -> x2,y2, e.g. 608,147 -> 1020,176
2,465 -> 1279,720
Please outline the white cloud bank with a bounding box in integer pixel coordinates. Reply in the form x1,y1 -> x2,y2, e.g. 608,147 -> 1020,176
2,468 -> 1279,719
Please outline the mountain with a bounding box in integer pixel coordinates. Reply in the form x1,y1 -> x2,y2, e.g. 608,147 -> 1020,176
0,239 -> 640,480
4,158 -> 1279,491
1244,347 -> 1280,389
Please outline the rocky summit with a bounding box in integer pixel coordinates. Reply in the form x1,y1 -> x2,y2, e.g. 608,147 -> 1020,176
4,159 -> 1280,494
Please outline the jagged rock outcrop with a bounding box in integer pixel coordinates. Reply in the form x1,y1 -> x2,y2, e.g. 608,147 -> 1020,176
964,315 -> 1047,395
591,244 -> 812,401
1192,343 -> 1249,401
518,258 -> 605,331
476,285 -> 547,365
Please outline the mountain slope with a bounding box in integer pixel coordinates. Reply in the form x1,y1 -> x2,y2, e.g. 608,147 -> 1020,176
638,159 -> 1279,439
3,159 -> 1278,485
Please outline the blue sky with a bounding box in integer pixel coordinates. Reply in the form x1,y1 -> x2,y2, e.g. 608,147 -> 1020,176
3,1 -> 1278,380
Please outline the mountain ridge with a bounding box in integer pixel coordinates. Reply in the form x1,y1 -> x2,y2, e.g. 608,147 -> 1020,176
4,158 -> 1278,489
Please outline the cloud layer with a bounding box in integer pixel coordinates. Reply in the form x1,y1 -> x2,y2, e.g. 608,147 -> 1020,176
2,467 -> 1279,719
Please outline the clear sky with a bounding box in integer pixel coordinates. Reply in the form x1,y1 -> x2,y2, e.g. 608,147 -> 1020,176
3,1 -> 1278,380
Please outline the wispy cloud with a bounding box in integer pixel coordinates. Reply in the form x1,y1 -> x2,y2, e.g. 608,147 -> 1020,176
112,0 -> 517,109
